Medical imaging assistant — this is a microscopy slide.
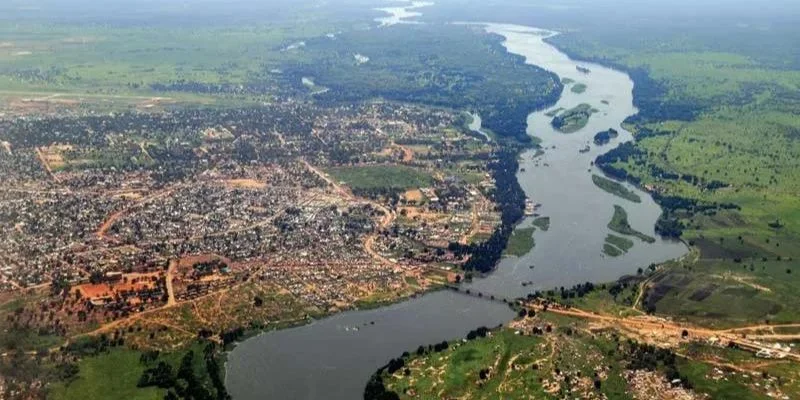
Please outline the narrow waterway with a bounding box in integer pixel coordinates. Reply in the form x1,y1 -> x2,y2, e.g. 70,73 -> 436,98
226,23 -> 687,400
462,24 -> 687,298
374,1 -> 434,26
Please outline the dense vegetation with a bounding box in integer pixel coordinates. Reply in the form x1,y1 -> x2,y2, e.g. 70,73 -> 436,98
550,103 -> 594,133
592,128 -> 618,146
536,5 -> 800,326
282,25 -> 562,142
449,147 -> 529,273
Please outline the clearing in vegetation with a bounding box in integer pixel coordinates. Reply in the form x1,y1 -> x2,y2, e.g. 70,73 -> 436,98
326,165 -> 434,192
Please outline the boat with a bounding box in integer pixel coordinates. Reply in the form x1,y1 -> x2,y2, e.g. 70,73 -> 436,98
524,198 -> 540,216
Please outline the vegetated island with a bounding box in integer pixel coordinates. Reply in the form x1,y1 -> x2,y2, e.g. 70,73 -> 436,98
532,216 -> 550,231
608,205 -> 655,243
504,227 -> 536,257
561,77 -> 575,84
571,83 -> 587,93
592,127 -> 618,145
550,103 -> 595,133
603,233 -> 634,257
592,174 -> 641,203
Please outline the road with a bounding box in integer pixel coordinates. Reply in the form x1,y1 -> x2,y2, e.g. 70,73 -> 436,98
530,302 -> 800,361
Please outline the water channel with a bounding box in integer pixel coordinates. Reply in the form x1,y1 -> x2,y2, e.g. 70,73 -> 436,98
226,22 -> 688,400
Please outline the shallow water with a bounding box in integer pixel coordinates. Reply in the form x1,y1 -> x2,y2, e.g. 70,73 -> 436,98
226,23 -> 687,400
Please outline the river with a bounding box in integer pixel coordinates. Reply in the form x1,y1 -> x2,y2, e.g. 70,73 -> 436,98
225,23 -> 687,400
374,1 -> 434,27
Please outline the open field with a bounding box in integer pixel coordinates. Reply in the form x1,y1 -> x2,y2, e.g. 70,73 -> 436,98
326,165 -> 435,193
547,15 -> 800,332
49,342 -> 227,400
48,349 -> 164,400
643,259 -> 800,327
375,311 -> 798,399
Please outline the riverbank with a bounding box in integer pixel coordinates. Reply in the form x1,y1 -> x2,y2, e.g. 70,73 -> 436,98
225,22 -> 687,400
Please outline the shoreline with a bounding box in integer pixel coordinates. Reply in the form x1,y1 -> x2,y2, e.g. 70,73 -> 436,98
224,22 -> 687,400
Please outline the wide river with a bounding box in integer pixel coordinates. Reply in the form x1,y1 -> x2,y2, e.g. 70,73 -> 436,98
225,23 -> 687,400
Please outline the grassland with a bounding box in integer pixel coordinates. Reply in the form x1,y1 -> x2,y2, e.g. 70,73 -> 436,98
547,19 -> 800,327
382,329 -> 549,398
376,315 -> 789,399
642,259 -> 800,327
326,165 -> 435,191
550,103 -> 595,133
49,342 -> 228,400
592,174 -> 641,203
48,349 -> 163,400
608,205 -> 655,243
504,227 -> 536,257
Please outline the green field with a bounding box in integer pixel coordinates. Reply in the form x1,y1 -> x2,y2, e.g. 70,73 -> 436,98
49,342 -> 228,400
376,318 -> 788,399
642,259 -> 800,327
504,227 -> 536,257
545,13 -> 800,326
592,174 -> 641,203
48,349 -> 163,400
608,205 -> 655,243
326,165 -> 435,191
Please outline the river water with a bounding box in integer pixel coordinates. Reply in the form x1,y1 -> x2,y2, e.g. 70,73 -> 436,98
462,24 -> 687,299
374,1 -> 434,27
226,23 -> 687,400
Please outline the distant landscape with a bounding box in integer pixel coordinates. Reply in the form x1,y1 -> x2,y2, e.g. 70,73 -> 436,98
1,0 -> 800,399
